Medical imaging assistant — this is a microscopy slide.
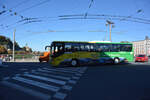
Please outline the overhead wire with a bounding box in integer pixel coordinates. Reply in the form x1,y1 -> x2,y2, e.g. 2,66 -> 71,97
18,0 -> 51,13
0,0 -> 53,29
84,0 -> 94,18
59,17 -> 150,24
59,13 -> 150,24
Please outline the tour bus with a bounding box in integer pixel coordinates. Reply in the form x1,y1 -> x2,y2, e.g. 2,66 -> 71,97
49,41 -> 134,66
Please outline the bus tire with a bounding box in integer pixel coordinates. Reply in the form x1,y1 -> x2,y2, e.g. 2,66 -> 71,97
71,59 -> 78,67
114,58 -> 120,64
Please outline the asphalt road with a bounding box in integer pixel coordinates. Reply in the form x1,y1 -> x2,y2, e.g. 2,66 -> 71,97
0,62 -> 150,100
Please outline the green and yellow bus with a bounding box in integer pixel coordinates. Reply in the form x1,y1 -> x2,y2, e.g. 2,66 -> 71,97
49,41 -> 134,66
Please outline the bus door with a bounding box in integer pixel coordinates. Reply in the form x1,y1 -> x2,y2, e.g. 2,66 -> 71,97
51,43 -> 64,57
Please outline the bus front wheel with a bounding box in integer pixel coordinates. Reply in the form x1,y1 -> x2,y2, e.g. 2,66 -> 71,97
71,59 -> 78,67
114,58 -> 120,64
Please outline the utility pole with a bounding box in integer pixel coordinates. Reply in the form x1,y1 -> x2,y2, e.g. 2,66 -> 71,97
145,36 -> 149,56
106,20 -> 114,42
13,29 -> 16,62
105,23 -> 108,41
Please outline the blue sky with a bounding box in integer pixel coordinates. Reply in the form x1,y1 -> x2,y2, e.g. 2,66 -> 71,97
0,0 -> 150,51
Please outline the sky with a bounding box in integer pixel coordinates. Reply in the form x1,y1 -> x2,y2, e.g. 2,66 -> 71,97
0,0 -> 150,51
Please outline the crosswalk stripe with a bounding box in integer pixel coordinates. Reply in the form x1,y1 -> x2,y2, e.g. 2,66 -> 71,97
23,73 -> 66,85
72,76 -> 80,80
68,80 -> 77,84
2,77 -> 10,81
42,68 -> 80,74
62,85 -> 72,91
37,69 -> 73,77
54,68 -> 82,72
1,81 -> 51,100
53,92 -> 67,100
12,76 -> 60,92
31,71 -> 71,81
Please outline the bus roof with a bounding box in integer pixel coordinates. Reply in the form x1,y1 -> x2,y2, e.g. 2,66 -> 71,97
52,41 -> 132,44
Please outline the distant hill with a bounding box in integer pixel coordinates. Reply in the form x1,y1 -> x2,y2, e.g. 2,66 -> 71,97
0,35 -> 21,50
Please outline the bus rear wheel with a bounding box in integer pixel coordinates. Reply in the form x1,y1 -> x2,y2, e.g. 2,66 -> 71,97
71,59 -> 78,67
114,58 -> 120,64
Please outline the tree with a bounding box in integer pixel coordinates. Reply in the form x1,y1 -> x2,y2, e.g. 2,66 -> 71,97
0,35 -> 21,50
0,45 -> 7,54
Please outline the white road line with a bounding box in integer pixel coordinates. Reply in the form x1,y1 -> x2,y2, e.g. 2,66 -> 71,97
54,68 -> 82,72
12,76 -> 60,92
37,69 -> 56,73
68,80 -> 77,84
15,74 -> 21,77
37,69 -> 73,77
24,72 -> 29,74
75,73 -> 82,76
2,77 -> 10,81
72,76 -> 80,80
53,92 -> 67,100
1,81 -> 51,100
23,74 -> 66,85
32,71 -> 71,81
20,69 -> 27,71
42,68 -> 80,74
62,85 -> 72,91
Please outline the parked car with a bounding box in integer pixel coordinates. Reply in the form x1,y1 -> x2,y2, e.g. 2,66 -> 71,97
135,54 -> 148,62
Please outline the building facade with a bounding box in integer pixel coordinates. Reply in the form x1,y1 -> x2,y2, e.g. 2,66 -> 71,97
132,36 -> 150,56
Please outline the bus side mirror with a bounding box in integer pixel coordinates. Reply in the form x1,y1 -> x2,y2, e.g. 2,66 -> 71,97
45,46 -> 51,50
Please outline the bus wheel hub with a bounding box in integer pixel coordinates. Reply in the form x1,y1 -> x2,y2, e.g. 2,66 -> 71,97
71,60 -> 77,66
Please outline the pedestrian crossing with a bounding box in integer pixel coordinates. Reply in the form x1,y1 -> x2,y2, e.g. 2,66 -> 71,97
0,66 -> 87,100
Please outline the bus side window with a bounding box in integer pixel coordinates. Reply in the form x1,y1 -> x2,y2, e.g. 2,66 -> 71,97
80,44 -> 85,51
120,44 -> 132,52
102,44 -> 110,52
111,44 -> 120,52
85,45 -> 90,51
65,44 -> 72,52
90,44 -> 95,52
72,43 -> 80,52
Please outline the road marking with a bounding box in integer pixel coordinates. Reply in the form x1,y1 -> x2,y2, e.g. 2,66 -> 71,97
15,74 -> 21,77
72,76 -> 80,80
2,77 -> 10,81
23,73 -> 66,85
62,85 -> 72,91
75,73 -> 82,76
1,81 -> 51,100
53,92 -> 67,100
12,76 -> 60,92
20,68 -> 27,71
68,80 -> 77,84
54,68 -> 82,72
42,68 -> 81,74
24,72 -> 29,74
31,71 -> 71,81
37,69 -> 73,77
